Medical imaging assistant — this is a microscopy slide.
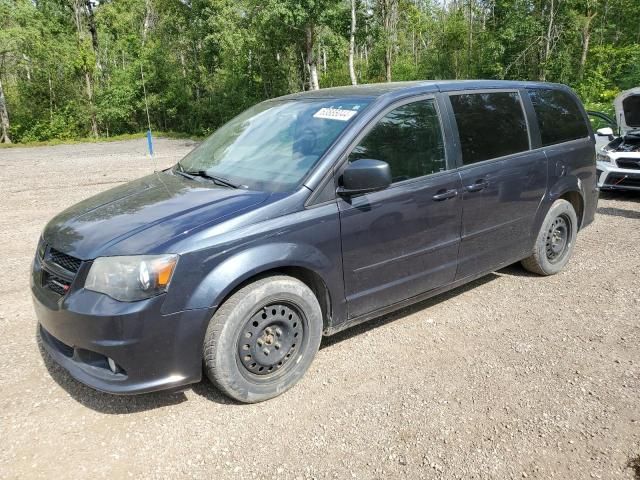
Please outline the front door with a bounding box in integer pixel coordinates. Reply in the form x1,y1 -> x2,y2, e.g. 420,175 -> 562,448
338,97 -> 463,319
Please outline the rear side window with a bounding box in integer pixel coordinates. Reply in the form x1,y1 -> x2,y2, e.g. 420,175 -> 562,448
450,91 -> 529,165
348,99 -> 446,183
528,89 -> 589,146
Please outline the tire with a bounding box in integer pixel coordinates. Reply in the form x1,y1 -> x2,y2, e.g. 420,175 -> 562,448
521,199 -> 578,276
203,275 -> 323,403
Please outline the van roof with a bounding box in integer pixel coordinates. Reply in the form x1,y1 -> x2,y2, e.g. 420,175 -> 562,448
279,80 -> 568,101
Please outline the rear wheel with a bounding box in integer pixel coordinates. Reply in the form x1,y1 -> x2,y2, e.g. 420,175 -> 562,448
521,199 -> 578,276
203,275 -> 322,403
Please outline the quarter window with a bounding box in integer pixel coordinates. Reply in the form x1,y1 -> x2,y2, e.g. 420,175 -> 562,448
528,89 -> 589,146
450,91 -> 530,165
348,99 -> 446,183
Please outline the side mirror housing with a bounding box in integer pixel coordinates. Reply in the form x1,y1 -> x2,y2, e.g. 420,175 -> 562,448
338,159 -> 392,196
596,127 -> 614,137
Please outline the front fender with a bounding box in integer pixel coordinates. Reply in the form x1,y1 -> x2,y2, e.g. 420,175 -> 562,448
185,242 -> 335,311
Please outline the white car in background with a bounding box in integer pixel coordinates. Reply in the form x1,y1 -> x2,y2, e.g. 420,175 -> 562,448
593,87 -> 640,191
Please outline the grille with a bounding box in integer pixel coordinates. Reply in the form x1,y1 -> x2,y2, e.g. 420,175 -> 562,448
616,158 -> 640,170
42,271 -> 72,296
49,248 -> 82,274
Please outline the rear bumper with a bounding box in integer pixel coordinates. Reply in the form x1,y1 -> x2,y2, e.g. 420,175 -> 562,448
32,255 -> 212,395
581,177 -> 599,230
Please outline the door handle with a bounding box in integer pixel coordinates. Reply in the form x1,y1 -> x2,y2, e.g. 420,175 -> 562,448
432,189 -> 458,201
465,179 -> 489,192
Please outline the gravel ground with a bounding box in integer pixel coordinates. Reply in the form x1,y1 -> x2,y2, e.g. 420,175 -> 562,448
0,138 -> 638,480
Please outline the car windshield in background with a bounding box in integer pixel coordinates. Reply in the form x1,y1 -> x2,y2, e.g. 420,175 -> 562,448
177,98 -> 371,192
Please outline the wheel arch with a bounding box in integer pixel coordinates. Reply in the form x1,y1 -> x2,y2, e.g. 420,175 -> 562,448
547,176 -> 586,229
187,243 -> 335,331
559,190 -> 584,229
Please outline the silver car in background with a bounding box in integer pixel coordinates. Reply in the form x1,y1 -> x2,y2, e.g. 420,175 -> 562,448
594,87 -> 640,191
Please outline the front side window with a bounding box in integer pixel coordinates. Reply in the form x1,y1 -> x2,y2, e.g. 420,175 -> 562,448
178,98 -> 370,192
528,88 -> 589,146
348,99 -> 446,183
450,91 -> 530,165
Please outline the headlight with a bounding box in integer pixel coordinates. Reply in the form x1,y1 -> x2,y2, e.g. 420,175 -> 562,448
85,254 -> 178,301
37,236 -> 46,259
596,152 -> 611,163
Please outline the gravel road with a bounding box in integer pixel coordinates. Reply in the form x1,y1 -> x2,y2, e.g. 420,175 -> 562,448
0,138 -> 638,479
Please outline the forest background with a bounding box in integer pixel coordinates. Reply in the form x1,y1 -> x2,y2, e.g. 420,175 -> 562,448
1,0 -> 639,144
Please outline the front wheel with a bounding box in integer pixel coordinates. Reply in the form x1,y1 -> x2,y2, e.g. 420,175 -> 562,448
521,199 -> 578,276
203,275 -> 323,403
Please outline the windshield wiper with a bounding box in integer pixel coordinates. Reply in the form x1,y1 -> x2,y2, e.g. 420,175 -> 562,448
174,167 -> 196,180
174,164 -> 241,189
190,171 -> 241,189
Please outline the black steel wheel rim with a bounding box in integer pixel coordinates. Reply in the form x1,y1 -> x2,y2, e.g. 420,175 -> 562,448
237,302 -> 304,377
545,214 -> 570,263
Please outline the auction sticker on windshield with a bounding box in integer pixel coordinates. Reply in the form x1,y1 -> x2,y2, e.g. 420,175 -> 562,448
313,108 -> 358,121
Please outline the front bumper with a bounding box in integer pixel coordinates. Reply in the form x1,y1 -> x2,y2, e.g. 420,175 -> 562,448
596,161 -> 640,191
32,254 -> 212,395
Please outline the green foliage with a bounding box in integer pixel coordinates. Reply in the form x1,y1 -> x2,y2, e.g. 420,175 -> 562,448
1,0 -> 639,143
576,45 -> 640,104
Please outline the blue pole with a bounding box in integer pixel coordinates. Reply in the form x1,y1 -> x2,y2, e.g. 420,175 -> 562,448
146,129 -> 154,157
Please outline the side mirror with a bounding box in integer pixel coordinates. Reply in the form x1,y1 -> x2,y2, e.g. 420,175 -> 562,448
338,159 -> 392,195
596,127 -> 614,137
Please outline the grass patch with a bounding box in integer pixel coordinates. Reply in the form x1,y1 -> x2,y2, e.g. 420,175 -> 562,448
0,131 -> 203,149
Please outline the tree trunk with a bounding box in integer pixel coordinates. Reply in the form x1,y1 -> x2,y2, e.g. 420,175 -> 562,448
0,77 -> 12,144
84,0 -> 101,70
85,71 -> 98,138
180,52 -> 187,78
48,73 -> 54,120
143,0 -> 154,42
364,20 -> 369,66
540,0 -> 555,81
322,46 -> 327,74
579,11 -> 597,79
348,0 -> 357,85
23,54 -> 31,81
72,0 -> 99,137
380,0 -> 398,82
300,51 -> 307,89
72,0 -> 83,36
467,0 -> 473,78
305,24 -> 320,90
385,48 -> 391,82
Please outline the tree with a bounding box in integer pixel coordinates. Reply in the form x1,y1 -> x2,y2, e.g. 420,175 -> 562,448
348,0 -> 357,85
578,1 -> 597,79
378,0 -> 398,82
0,77 -> 10,143
70,0 -> 99,137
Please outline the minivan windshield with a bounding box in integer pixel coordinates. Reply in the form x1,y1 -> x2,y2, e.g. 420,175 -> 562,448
177,98 -> 371,192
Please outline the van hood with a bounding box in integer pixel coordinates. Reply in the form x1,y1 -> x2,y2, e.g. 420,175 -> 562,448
614,87 -> 640,134
42,171 -> 270,259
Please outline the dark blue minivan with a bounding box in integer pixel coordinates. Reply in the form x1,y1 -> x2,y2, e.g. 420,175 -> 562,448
32,80 -> 598,402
